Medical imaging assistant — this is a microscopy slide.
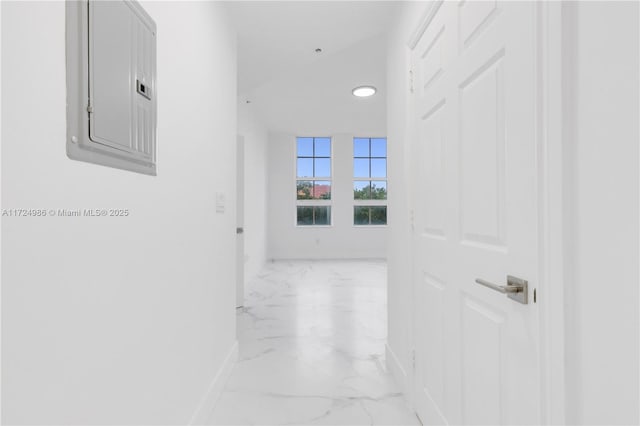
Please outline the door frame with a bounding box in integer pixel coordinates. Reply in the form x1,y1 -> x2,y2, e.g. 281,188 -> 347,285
405,2 -> 565,424
236,134 -> 245,308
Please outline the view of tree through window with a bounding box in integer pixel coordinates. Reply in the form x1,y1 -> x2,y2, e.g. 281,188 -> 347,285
296,137 -> 331,225
353,138 -> 387,225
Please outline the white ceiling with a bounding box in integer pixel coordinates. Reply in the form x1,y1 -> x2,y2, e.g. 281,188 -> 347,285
226,1 -> 401,135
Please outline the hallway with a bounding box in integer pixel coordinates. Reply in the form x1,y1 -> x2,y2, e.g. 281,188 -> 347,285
208,261 -> 418,425
2,1 -> 638,424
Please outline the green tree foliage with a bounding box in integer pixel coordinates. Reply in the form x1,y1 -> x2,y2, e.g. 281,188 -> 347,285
353,182 -> 386,200
354,206 -> 370,225
371,183 -> 387,200
370,206 -> 387,224
354,184 -> 370,200
297,181 -> 313,200
297,206 -> 313,225
353,206 -> 387,225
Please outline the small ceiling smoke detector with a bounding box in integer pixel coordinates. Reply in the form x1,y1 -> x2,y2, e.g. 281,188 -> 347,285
315,48 -> 322,53
352,86 -> 377,97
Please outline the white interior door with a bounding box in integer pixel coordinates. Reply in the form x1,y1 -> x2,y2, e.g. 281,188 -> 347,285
410,1 -> 540,424
236,135 -> 245,308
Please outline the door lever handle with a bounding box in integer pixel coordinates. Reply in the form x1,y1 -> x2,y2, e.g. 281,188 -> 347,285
475,278 -> 521,294
475,275 -> 528,304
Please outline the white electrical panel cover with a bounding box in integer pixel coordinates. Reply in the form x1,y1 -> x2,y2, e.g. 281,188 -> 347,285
66,0 -> 157,175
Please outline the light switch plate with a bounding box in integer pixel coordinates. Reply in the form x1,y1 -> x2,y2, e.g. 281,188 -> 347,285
216,192 -> 226,213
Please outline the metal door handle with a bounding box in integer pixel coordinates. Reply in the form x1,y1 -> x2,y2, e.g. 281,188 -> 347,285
475,275 -> 528,304
475,278 -> 521,294
236,227 -> 244,234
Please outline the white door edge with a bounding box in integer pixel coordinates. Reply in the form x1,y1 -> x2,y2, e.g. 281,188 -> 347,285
535,2 -> 566,424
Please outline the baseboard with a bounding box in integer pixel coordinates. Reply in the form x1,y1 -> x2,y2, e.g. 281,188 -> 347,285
386,343 -> 410,398
268,257 -> 387,262
419,384 -> 449,425
189,341 -> 238,425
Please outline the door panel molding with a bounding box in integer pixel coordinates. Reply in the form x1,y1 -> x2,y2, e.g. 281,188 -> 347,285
461,294 -> 505,425
408,0 -> 445,49
458,48 -> 506,250
458,0 -> 500,51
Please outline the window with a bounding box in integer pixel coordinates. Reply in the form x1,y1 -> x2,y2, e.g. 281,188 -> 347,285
353,137 -> 387,225
296,137 -> 331,226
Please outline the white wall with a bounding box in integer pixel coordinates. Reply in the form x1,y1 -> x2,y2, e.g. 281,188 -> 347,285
1,2 -> 238,424
563,2 -> 639,424
268,132 -> 387,260
238,103 -> 268,283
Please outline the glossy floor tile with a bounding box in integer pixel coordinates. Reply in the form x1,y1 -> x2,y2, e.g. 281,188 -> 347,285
207,260 -> 419,426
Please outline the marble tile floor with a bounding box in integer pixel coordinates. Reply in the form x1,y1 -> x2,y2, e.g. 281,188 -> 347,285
207,260 -> 420,426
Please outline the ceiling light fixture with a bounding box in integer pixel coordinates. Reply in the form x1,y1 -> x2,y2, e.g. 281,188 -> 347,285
352,86 -> 376,97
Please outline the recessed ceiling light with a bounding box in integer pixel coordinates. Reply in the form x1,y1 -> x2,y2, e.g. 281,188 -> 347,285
352,86 -> 377,97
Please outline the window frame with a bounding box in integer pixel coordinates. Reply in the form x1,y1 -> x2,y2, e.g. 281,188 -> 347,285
353,137 -> 388,227
295,137 -> 333,227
